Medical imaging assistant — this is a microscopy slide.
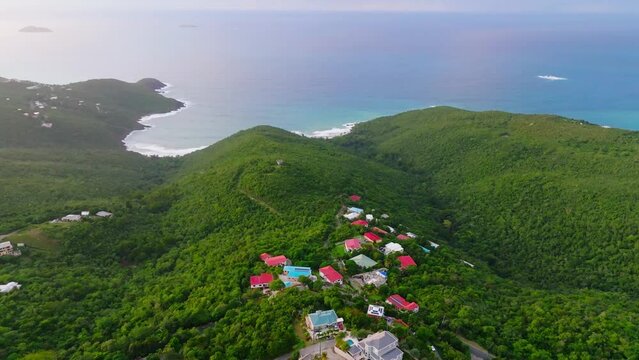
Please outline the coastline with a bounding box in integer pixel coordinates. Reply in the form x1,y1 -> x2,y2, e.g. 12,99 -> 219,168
123,83 -> 206,157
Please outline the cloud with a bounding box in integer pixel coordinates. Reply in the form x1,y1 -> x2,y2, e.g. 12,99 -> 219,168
2,0 -> 639,14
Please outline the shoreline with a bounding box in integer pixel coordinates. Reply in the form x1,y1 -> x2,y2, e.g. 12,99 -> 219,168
123,83 -> 206,157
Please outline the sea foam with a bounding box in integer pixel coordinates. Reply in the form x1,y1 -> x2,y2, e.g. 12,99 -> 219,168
538,75 -> 567,81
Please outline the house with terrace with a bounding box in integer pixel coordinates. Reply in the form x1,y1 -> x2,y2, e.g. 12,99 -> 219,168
319,265 -> 343,285
346,331 -> 404,360
305,309 -> 345,339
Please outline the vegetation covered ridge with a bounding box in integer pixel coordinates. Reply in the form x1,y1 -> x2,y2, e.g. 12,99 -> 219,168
1,123 -> 639,359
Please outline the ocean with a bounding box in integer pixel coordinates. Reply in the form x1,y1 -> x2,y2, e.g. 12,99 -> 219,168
1,11 -> 638,155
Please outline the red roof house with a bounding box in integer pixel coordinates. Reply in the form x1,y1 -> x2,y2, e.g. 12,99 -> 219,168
319,266 -> 344,284
364,232 -> 382,243
260,253 -> 272,261
351,220 -> 369,227
250,273 -> 274,289
349,194 -> 361,202
386,294 -> 419,312
398,255 -> 417,270
264,255 -> 290,267
396,234 -> 410,241
344,238 -> 362,252
373,227 -> 389,235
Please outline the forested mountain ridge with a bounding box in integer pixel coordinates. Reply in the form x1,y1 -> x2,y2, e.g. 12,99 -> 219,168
335,106 -> 639,294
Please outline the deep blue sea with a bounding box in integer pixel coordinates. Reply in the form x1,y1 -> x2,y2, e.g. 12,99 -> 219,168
1,11 -> 639,155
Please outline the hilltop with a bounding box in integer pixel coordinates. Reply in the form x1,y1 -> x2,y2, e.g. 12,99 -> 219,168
0,92 -> 639,360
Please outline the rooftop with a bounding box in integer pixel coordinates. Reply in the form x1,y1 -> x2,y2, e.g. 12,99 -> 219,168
265,255 -> 288,266
319,265 -> 343,283
350,254 -> 377,268
250,273 -> 274,286
345,238 -> 362,250
351,219 -> 369,227
398,255 -> 417,269
307,309 -> 339,327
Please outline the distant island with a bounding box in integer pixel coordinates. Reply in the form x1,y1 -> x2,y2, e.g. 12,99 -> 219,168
19,26 -> 53,33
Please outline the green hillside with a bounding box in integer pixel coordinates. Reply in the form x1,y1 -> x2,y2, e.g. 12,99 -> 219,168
2,124 -> 639,359
335,106 -> 639,294
0,78 -> 181,232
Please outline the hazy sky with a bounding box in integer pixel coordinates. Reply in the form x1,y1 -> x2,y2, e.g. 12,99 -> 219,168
3,0 -> 639,14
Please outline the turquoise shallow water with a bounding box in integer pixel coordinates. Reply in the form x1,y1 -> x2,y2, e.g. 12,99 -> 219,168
1,11 -> 638,155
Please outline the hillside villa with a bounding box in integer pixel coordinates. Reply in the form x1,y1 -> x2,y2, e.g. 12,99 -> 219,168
61,214 -> 82,222
352,220 -> 369,227
344,212 -> 361,221
372,227 -> 388,235
349,195 -> 361,202
305,309 -> 345,339
367,305 -> 385,318
342,331 -> 404,360
364,232 -> 382,243
382,242 -> 403,255
350,254 -> 377,269
386,294 -> 419,313
344,238 -> 362,252
0,282 -> 22,294
263,254 -> 291,267
397,256 -> 416,270
250,273 -> 274,289
396,234 -> 410,241
0,241 -> 19,256
319,265 -> 343,285
96,211 -> 113,218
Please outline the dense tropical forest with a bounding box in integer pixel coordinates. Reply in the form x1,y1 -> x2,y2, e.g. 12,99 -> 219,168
1,82 -> 639,359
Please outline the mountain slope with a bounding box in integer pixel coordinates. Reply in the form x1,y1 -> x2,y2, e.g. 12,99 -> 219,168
335,106 -> 639,294
2,125 -> 639,360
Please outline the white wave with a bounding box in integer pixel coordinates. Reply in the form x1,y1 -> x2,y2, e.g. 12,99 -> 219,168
125,142 -> 207,157
538,75 -> 567,81
298,122 -> 358,139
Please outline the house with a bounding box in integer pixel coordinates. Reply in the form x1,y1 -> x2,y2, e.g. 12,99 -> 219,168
305,310 -> 345,339
41,122 -> 53,128
348,207 -> 364,214
352,220 -> 369,227
428,241 -> 440,249
319,266 -> 343,285
81,211 -> 90,217
250,273 -> 274,289
396,234 -> 410,241
406,232 -> 417,239
283,266 -> 312,279
353,268 -> 387,288
96,211 -> 113,218
264,255 -> 290,267
0,282 -> 21,294
397,255 -> 416,270
276,159 -> 285,166
349,195 -> 362,202
61,214 -> 82,222
356,331 -> 404,360
381,214 -> 390,219
344,238 -> 362,252
365,214 -> 374,222
367,305 -> 385,318
364,232 -> 382,243
382,242 -> 403,255
350,254 -> 377,269
0,241 -> 14,256
344,212 -> 361,221
419,245 -> 431,254
462,260 -> 475,268
386,226 -> 396,234
386,294 -> 419,313
372,227 -> 388,236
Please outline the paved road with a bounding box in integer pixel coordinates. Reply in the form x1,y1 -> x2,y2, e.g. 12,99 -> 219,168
458,336 -> 494,360
274,339 -> 339,360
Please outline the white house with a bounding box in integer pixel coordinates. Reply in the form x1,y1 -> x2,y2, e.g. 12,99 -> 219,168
355,331 -> 404,360
61,214 -> 82,222
365,214 -> 374,222
0,241 -> 14,256
81,211 -> 90,217
96,211 -> 113,218
386,226 -> 396,234
367,305 -> 385,318
429,241 -> 440,249
344,212 -> 360,221
406,232 -> 417,239
382,242 -> 404,255
0,282 -> 21,293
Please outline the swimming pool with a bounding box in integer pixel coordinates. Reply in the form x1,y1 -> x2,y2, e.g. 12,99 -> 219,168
284,281 -> 293,288
346,339 -> 355,346
283,266 -> 312,279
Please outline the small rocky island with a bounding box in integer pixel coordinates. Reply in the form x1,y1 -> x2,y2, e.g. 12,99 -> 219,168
19,26 -> 53,33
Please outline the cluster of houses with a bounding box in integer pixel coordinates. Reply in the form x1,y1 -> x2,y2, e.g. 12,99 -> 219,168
247,194 -> 445,359
51,210 -> 113,223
